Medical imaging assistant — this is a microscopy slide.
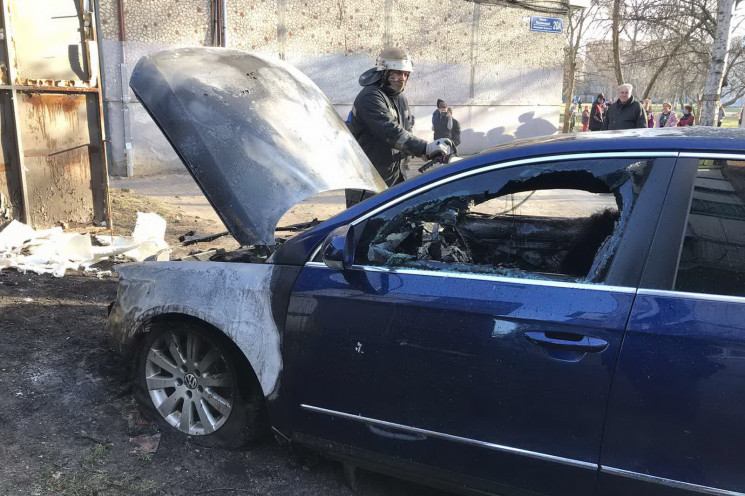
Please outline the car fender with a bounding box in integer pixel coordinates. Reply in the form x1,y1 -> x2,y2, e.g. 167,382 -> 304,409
108,261 -> 296,399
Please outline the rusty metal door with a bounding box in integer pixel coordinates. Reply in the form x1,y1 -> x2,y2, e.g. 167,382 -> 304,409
0,0 -> 108,228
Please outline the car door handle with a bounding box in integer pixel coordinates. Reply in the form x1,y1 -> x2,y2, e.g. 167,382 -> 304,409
524,331 -> 608,353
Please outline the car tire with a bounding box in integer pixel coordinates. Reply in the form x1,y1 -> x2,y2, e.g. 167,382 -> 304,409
132,320 -> 266,448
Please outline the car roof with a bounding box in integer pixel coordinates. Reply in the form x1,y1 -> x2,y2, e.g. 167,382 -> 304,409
473,127 -> 745,164
395,127 -> 745,198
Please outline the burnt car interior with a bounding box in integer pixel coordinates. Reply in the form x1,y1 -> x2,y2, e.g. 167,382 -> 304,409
356,168 -> 642,283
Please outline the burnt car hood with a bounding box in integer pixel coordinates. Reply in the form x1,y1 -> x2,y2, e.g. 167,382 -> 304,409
130,47 -> 385,246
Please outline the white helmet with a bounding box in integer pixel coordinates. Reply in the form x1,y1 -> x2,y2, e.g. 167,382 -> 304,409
375,47 -> 413,73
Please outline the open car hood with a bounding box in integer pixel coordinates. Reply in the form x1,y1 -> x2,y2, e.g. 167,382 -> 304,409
130,48 -> 385,246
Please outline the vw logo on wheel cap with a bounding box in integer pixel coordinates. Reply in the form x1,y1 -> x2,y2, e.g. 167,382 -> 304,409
184,373 -> 198,389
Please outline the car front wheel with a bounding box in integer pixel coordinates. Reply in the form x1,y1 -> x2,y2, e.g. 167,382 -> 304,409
133,321 -> 264,447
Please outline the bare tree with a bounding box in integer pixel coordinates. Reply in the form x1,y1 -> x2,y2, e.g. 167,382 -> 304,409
721,36 -> 745,105
592,0 -> 694,93
641,20 -> 703,99
700,0 -> 740,125
563,3 -> 599,133
577,0 -> 745,118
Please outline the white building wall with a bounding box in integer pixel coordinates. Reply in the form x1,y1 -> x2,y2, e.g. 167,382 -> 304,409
97,0 -> 566,176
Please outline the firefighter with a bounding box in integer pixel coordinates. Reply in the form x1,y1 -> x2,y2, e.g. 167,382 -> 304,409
346,47 -> 453,207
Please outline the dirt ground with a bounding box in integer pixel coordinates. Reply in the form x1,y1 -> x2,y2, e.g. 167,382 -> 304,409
0,188 -> 452,496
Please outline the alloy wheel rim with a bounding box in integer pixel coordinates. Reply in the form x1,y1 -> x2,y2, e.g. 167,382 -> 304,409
145,330 -> 235,435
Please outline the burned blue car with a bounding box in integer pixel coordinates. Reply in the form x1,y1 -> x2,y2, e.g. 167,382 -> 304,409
108,48 -> 745,496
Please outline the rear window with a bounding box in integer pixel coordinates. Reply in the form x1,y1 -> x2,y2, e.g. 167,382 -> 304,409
675,159 -> 745,297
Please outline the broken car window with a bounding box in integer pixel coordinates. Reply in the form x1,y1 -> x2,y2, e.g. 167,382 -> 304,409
355,159 -> 654,283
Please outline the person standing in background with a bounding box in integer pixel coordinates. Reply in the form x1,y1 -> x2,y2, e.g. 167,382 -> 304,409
678,104 -> 695,126
601,84 -> 647,130
432,101 -> 461,147
589,93 -> 605,131
581,105 -> 590,132
432,99 -> 453,140
569,103 -> 577,132
643,99 -> 655,128
658,102 -> 678,128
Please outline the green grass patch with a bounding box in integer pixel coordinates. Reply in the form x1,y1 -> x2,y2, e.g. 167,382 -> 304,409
83,443 -> 111,464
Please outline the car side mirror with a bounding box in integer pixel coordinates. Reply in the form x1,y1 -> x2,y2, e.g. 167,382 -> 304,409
321,225 -> 355,270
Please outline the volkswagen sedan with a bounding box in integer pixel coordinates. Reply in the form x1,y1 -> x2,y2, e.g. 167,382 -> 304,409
108,47 -> 745,496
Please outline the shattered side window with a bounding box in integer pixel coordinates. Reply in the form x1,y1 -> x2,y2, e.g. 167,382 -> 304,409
355,159 -> 653,283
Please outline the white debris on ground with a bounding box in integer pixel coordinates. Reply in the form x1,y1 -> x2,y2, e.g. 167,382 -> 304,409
0,212 -> 170,277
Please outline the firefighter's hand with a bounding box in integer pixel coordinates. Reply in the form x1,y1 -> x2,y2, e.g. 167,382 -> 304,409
425,139 -> 455,159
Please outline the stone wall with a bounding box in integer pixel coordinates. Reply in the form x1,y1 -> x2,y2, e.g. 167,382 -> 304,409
96,0 -> 566,176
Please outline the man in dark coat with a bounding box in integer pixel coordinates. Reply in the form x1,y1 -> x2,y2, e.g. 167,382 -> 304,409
602,84 -> 647,130
432,99 -> 451,139
432,100 -> 461,146
346,47 -> 453,207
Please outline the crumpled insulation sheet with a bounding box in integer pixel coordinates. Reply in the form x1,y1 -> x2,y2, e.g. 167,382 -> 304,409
0,212 -> 170,278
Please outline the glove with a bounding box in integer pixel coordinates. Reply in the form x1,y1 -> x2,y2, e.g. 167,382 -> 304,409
425,139 -> 455,159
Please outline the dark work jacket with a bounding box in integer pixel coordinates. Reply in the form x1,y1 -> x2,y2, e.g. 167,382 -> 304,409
602,96 -> 647,130
350,85 -> 426,186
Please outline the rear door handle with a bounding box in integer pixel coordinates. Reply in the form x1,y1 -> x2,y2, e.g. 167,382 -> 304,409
524,331 -> 608,353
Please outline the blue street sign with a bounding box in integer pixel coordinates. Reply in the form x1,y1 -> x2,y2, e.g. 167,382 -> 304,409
530,16 -> 563,34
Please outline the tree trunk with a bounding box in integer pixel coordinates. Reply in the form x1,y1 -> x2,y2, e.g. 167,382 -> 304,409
561,5 -> 592,133
563,60 -> 577,133
700,0 -> 737,126
612,0 -> 624,85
